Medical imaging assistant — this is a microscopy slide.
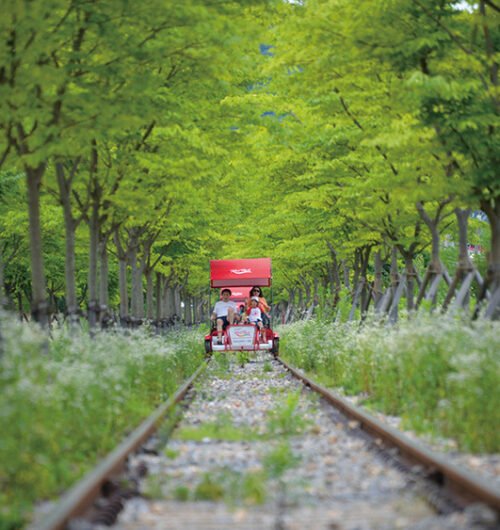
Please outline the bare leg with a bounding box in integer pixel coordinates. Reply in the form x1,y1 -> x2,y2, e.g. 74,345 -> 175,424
227,307 -> 235,325
217,318 -> 223,341
258,321 -> 265,342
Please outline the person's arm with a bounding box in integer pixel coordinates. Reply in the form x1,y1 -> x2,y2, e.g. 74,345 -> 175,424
260,297 -> 270,312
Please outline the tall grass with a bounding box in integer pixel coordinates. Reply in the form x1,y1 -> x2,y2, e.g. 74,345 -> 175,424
280,315 -> 500,454
0,316 -> 204,530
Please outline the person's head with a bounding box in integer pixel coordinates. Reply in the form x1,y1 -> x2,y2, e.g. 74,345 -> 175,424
250,286 -> 262,297
251,296 -> 259,306
221,288 -> 232,300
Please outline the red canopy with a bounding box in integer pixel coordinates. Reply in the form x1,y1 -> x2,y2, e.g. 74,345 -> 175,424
221,286 -> 252,302
210,258 -> 272,287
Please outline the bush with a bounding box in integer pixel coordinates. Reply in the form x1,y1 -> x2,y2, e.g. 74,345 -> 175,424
0,317 -> 204,529
279,315 -> 500,453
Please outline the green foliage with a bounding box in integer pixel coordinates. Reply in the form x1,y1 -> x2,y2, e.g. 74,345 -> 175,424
280,316 -> 500,452
174,412 -> 260,442
194,473 -> 225,501
0,318 -> 204,528
143,474 -> 167,500
237,350 -> 251,367
266,391 -> 309,437
176,468 -> 267,505
262,441 -> 300,480
263,360 -> 273,372
211,352 -> 231,378
1,0 -> 498,313
173,485 -> 191,501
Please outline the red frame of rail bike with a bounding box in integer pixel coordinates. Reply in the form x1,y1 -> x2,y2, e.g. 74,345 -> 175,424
204,258 -> 279,355
225,286 -> 252,303
210,258 -> 272,287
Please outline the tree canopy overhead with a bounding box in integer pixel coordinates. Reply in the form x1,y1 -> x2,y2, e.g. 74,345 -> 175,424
0,0 -> 498,321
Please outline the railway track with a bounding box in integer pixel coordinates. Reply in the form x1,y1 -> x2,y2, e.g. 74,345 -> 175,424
32,351 -> 499,530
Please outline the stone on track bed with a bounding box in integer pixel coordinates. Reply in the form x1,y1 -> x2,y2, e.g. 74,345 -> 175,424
113,352 -> 495,530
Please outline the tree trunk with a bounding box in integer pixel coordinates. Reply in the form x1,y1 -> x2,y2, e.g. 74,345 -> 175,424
130,246 -> 144,321
118,257 -> 128,321
415,199 -> 454,308
342,260 -> 350,290
114,232 -> 129,323
352,249 -> 361,294
0,244 -> 6,309
301,277 -> 311,309
429,223 -> 442,273
404,254 -> 416,312
155,272 -> 163,323
416,202 -> 443,273
26,165 -> 48,326
297,288 -> 304,316
88,198 -> 100,328
360,246 -> 372,314
165,284 -> 176,322
442,208 -> 474,312
98,236 -> 109,325
55,161 -> 81,325
62,212 -> 78,320
383,246 -> 401,319
327,243 -> 341,308
191,295 -> 198,324
193,295 -> 202,324
481,199 -> 500,291
373,250 -> 384,307
479,198 -> 500,318
174,285 -> 182,322
184,293 -> 193,325
191,296 -> 198,324
313,277 -> 320,308
87,142 -> 100,329
146,269 -> 154,320
456,208 -> 473,271
162,282 -> 169,323
285,288 -> 295,323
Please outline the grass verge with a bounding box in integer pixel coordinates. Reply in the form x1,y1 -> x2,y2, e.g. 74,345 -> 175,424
0,316 -> 204,530
279,315 -> 500,453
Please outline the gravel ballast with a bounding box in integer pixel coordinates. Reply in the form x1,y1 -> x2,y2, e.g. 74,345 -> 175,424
113,352 -> 497,530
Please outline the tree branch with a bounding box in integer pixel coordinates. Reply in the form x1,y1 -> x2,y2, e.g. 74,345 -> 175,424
483,0 -> 500,13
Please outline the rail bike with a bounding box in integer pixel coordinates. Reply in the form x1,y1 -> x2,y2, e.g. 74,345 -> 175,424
204,258 -> 279,355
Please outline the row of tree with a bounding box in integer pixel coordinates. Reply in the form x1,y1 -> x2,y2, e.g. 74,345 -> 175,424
0,0 -> 498,326
0,0 -> 273,326
222,0 -> 499,320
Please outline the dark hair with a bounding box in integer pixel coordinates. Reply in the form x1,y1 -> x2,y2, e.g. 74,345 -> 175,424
221,288 -> 232,295
251,286 -> 262,295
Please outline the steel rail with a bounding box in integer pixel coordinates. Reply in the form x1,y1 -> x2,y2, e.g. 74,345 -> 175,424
276,355 -> 500,515
32,362 -> 207,530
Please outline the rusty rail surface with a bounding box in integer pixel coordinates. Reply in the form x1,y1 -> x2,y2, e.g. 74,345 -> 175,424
276,356 -> 500,515
31,362 -> 207,530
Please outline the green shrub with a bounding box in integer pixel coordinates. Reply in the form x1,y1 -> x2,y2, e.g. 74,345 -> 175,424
279,315 -> 500,453
0,317 -> 204,529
